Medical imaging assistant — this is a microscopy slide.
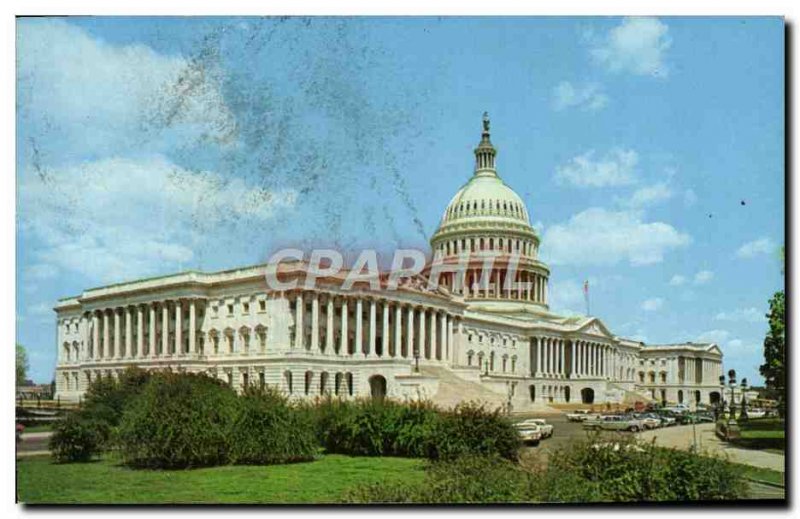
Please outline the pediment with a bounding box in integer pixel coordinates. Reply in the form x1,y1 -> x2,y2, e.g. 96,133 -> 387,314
575,318 -> 614,339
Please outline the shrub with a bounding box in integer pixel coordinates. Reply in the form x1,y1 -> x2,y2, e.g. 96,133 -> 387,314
49,413 -> 110,463
82,366 -> 152,426
544,435 -> 746,502
116,372 -> 238,468
227,386 -> 318,465
429,401 -> 519,461
344,455 -> 535,504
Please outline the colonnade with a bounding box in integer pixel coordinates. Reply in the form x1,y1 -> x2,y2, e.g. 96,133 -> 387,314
291,291 -> 457,363
77,299 -> 205,362
439,268 -> 547,304
531,338 -> 617,379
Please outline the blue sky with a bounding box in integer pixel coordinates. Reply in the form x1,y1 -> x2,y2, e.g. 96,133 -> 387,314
16,16 -> 784,384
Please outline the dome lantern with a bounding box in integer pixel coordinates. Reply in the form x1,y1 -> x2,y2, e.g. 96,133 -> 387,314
474,111 -> 497,177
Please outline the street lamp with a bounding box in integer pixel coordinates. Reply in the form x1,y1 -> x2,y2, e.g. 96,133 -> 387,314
717,375 -> 726,421
739,378 -> 749,421
728,369 -> 737,420
414,349 -> 420,373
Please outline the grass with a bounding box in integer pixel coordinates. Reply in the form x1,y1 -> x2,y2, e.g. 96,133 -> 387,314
20,425 -> 53,433
16,454 -> 425,504
734,463 -> 785,487
733,418 -> 785,452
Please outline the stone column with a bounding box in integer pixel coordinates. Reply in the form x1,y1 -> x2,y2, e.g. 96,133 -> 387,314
162,303 -> 170,356
438,313 -> 446,361
381,302 -> 389,358
368,299 -> 376,357
560,339 -> 566,378
92,313 -> 99,359
113,309 -> 121,359
406,307 -> 415,359
189,299 -> 197,355
355,298 -> 363,356
430,309 -> 438,360
326,297 -> 334,353
311,293 -> 320,351
136,306 -> 144,359
175,300 -> 183,356
149,304 -> 156,359
419,310 -> 427,360
447,316 -> 454,362
340,298 -> 348,355
125,307 -> 133,359
102,310 -> 110,359
294,293 -> 304,349
570,340 -> 576,378
394,304 -> 402,358
534,337 -> 542,377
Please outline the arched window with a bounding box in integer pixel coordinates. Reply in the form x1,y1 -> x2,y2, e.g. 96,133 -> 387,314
305,371 -> 313,395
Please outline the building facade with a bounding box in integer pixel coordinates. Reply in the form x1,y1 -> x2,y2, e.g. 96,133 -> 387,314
53,116 -> 724,410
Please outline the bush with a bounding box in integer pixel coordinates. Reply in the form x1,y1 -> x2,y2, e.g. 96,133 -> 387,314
49,413 -> 110,463
227,386 -> 318,465
544,435 -> 746,502
429,401 -> 520,461
314,398 -> 517,461
116,372 -> 238,468
344,455 -> 534,504
82,366 -> 152,426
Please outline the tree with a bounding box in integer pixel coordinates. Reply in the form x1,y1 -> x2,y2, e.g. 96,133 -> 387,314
16,344 -> 29,385
759,291 -> 785,417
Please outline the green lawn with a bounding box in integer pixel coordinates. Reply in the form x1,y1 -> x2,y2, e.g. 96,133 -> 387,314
20,424 -> 53,433
734,418 -> 785,452
734,463 -> 785,487
17,454 -> 425,504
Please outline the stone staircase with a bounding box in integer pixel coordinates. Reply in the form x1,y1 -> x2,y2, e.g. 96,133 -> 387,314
420,365 -> 558,414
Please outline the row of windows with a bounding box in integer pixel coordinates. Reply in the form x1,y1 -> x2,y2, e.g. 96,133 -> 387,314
446,198 -> 527,221
467,333 -> 518,348
437,236 -> 536,257
211,299 -> 267,318
466,350 -> 518,373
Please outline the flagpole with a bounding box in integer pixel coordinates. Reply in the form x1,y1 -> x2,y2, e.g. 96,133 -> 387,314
584,280 -> 590,316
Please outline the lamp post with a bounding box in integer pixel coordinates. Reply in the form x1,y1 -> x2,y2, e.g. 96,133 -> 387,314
414,349 -> 420,373
717,375 -> 726,421
728,369 -> 737,420
739,378 -> 749,421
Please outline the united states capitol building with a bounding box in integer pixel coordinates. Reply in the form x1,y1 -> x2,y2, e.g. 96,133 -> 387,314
53,116 -> 724,411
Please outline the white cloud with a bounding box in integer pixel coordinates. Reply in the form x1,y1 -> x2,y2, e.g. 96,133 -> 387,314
25,263 -> 59,280
555,149 -> 639,188
736,237 -> 776,259
17,18 -> 236,158
669,274 -> 686,286
552,81 -> 609,112
693,270 -> 714,285
27,302 -> 54,322
549,279 -> 587,315
641,297 -> 664,312
683,188 -> 698,207
714,307 -> 766,323
19,155 -> 296,283
695,329 -> 731,345
590,17 -> 672,77
620,182 -> 673,209
543,207 -> 690,266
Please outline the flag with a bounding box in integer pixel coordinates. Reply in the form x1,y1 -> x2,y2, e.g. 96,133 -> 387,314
583,280 -> 589,295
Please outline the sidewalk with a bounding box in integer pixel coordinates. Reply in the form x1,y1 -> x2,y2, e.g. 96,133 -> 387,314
638,423 -> 785,473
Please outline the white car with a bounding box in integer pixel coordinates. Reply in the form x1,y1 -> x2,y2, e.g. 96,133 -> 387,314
566,410 -> 594,422
514,421 -> 542,444
584,415 -> 644,432
635,414 -> 662,429
521,419 -> 553,438
747,409 -> 767,419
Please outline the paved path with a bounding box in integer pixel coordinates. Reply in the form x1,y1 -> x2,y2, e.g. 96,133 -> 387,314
638,423 -> 785,473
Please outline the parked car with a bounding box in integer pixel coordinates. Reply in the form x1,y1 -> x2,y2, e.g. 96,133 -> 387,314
635,413 -> 662,429
583,415 -> 643,432
566,410 -> 593,422
746,409 -> 767,419
662,404 -> 691,414
522,419 -> 553,438
514,421 -> 542,445
656,413 -> 677,426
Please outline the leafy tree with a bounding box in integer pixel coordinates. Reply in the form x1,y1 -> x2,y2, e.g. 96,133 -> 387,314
16,344 -> 29,385
759,290 -> 785,417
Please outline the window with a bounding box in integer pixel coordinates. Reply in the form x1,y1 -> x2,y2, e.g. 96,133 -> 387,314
227,304 -> 233,316
212,306 -> 219,317
259,300 -> 266,312
242,373 -> 249,388
243,302 -> 250,313
259,372 -> 265,388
